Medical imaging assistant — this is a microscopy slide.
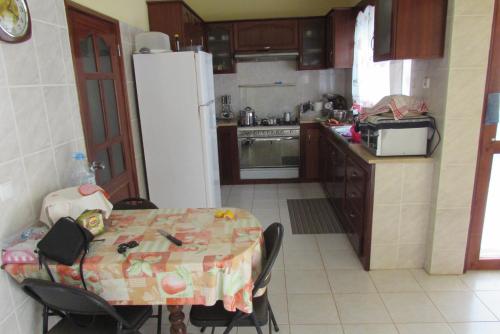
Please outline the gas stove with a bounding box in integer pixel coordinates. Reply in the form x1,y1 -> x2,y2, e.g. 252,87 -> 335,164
237,125 -> 300,139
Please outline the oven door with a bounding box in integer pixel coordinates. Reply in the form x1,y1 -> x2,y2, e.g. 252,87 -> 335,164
238,136 -> 300,169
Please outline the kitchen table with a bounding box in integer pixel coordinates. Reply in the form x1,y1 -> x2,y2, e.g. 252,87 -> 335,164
3,208 -> 264,334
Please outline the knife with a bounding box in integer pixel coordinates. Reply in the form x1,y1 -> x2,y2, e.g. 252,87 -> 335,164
157,229 -> 183,246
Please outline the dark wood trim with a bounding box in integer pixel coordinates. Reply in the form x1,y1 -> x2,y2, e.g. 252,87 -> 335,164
465,0 -> 500,271
65,0 -> 139,199
0,0 -> 32,43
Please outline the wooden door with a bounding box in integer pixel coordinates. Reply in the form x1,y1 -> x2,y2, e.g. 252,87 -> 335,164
67,4 -> 138,202
467,0 -> 500,270
233,19 -> 298,51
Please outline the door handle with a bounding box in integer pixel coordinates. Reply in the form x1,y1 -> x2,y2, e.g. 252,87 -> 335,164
90,161 -> 105,171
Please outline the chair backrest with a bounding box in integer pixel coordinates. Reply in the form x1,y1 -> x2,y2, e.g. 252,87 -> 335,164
252,223 -> 284,295
22,279 -> 126,325
113,197 -> 158,210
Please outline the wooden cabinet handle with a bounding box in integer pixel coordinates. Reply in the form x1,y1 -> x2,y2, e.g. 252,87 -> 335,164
351,171 -> 358,177
349,212 -> 356,218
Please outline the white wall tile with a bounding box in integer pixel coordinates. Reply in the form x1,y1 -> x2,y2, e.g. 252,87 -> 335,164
2,39 -> 40,85
24,149 -> 60,217
0,46 -> 6,86
10,87 -> 51,155
0,160 -> 35,239
0,88 -> 21,163
29,0 -> 58,23
33,21 -> 66,84
44,86 -> 74,145
0,312 -> 20,334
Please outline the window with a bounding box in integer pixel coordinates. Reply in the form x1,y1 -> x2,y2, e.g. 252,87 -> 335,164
352,6 -> 412,109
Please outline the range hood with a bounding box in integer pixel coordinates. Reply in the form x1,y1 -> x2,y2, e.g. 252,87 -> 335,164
234,51 -> 299,62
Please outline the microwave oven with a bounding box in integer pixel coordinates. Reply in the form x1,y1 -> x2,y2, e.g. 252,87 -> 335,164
359,115 -> 436,157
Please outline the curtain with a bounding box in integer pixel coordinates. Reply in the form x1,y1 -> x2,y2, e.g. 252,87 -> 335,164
352,6 -> 391,110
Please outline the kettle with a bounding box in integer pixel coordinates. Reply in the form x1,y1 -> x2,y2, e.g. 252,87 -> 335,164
283,111 -> 292,123
240,107 -> 255,126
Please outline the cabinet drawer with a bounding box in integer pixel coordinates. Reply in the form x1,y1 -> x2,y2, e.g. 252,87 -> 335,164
346,157 -> 367,192
346,181 -> 365,215
345,202 -> 363,253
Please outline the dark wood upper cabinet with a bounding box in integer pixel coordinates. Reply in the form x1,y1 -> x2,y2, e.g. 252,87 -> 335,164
373,0 -> 447,61
326,8 -> 356,69
233,19 -> 299,52
206,23 -> 235,74
147,1 -> 205,51
298,18 -> 326,70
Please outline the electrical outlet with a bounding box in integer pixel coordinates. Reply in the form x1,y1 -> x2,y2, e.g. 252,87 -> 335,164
0,181 -> 14,202
423,77 -> 431,89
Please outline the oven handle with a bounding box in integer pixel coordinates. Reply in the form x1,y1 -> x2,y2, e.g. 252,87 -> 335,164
238,136 -> 299,142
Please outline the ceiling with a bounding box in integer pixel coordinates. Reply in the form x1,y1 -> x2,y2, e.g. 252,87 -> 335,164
183,0 -> 360,21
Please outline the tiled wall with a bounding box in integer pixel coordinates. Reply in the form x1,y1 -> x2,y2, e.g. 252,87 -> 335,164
421,0 -> 495,274
0,0 -> 81,332
405,0 -> 494,274
370,161 -> 434,269
214,61 -> 352,122
0,1 -> 147,332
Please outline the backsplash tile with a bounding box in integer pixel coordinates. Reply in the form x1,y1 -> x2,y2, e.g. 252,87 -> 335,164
214,60 -> 351,121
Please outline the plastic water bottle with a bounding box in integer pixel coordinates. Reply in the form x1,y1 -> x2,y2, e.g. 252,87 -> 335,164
70,152 -> 96,186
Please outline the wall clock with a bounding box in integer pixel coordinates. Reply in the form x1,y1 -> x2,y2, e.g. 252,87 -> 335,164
0,0 -> 31,43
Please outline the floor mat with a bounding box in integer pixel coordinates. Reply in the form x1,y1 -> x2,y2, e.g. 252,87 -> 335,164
287,198 -> 344,234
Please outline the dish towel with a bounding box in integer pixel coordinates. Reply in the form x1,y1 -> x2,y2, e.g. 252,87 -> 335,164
360,95 -> 428,121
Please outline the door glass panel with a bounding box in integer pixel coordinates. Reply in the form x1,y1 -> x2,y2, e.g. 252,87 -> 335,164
86,80 -> 106,144
103,80 -> 120,138
97,37 -> 112,73
80,35 -> 97,73
374,0 -> 392,56
111,143 -> 126,176
95,149 -> 112,185
480,154 -> 500,259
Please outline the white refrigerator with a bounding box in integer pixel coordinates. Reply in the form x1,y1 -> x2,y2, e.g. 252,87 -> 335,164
133,51 -> 222,208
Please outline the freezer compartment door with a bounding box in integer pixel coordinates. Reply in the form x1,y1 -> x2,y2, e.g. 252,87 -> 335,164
195,52 -> 215,106
199,102 -> 222,207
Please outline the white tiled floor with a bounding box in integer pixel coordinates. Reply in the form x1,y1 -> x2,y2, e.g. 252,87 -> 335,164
142,183 -> 500,334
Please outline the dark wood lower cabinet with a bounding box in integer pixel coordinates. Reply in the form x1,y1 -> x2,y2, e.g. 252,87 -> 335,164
217,126 -> 240,185
300,123 -> 321,181
319,125 -> 374,270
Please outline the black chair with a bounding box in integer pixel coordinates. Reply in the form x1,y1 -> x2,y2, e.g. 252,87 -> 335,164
22,278 -> 152,334
113,197 -> 159,210
189,222 -> 284,334
113,197 -> 162,333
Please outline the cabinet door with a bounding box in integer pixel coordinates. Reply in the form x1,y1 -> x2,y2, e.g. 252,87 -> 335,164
299,18 -> 326,70
374,0 -> 395,61
330,142 -> 346,214
207,23 -> 235,74
217,126 -> 239,185
300,125 -> 320,180
234,20 -> 299,51
325,13 -> 334,68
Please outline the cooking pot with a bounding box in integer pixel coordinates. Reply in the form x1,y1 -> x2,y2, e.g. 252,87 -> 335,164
240,107 -> 255,126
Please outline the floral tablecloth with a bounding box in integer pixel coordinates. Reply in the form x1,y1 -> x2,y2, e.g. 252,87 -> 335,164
3,208 -> 264,313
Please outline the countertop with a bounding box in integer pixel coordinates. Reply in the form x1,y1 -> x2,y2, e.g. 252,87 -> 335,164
216,119 -> 238,127
319,122 -> 432,165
